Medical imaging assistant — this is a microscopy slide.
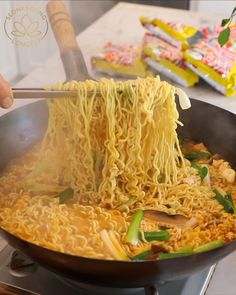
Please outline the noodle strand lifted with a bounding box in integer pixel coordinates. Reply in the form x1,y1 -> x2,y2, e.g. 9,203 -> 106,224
41,77 -> 184,208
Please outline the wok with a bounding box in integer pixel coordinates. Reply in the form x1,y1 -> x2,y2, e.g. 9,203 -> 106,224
1,1 -> 236,294
0,98 -> 236,294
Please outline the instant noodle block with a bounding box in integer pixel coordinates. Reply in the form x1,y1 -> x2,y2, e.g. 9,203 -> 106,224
184,25 -> 236,96
140,16 -> 203,50
142,33 -> 199,87
91,42 -> 153,78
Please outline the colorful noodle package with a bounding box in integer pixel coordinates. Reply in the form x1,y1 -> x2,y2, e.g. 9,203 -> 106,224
140,16 -> 203,50
91,42 -> 153,78
142,33 -> 199,87
184,25 -> 236,96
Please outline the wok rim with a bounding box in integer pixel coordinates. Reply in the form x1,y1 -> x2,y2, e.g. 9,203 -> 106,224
1,213 -> 236,265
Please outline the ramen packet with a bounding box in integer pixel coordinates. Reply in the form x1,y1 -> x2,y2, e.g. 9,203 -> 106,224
91,42 -> 153,78
142,32 -> 199,87
184,25 -> 236,96
140,16 -> 204,50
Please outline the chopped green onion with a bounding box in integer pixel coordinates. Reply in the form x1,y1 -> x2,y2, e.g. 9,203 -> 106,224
225,193 -> 236,214
185,151 -> 210,161
157,240 -> 224,260
159,252 -> 191,260
193,239 -> 224,254
213,189 -> 235,214
158,173 -> 166,183
125,210 -> 143,245
55,187 -> 74,204
139,230 -> 170,242
176,246 -> 193,254
132,250 -> 151,260
199,166 -> 208,182
191,162 -> 200,169
100,230 -> 129,260
191,162 -> 208,182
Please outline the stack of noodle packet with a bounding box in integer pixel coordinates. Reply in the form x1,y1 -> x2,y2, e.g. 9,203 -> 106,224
91,42 -> 153,79
184,25 -> 236,96
140,16 -> 200,87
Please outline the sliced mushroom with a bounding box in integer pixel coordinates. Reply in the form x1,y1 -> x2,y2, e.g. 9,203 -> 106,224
151,244 -> 168,257
144,210 -> 198,228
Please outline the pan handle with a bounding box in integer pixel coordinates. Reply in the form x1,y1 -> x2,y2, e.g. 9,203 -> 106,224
144,286 -> 160,295
46,0 -> 90,81
46,0 -> 78,55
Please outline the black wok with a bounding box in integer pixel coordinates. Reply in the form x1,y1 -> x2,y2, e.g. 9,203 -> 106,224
1,2 -> 236,291
0,99 -> 236,292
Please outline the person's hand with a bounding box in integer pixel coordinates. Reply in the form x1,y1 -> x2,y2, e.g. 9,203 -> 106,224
0,74 -> 13,108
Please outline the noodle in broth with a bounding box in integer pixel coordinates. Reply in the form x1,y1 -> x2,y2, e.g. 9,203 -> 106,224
0,77 -> 235,260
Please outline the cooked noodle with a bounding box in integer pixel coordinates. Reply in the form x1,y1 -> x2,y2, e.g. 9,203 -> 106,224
0,77 -> 235,260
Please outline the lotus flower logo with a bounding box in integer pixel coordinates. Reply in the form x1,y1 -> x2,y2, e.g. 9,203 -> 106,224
12,15 -> 41,38
4,5 -> 48,47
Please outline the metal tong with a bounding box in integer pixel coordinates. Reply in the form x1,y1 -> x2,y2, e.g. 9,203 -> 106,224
12,88 -> 79,99
13,1 -> 90,100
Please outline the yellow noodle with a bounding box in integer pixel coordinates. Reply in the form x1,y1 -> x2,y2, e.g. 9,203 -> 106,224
0,77 -> 235,260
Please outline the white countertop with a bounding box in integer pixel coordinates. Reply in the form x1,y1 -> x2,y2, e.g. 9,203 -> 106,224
0,2 -> 236,294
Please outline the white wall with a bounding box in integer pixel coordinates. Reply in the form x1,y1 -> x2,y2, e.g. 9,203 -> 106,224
0,1 -> 69,82
0,2 -> 18,81
190,0 -> 235,16
69,1 -> 116,34
12,1 -> 58,78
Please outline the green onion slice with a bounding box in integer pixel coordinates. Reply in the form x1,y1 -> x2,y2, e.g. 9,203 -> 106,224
139,230 -> 170,242
125,210 -> 143,245
55,187 -> 74,204
193,240 -> 224,254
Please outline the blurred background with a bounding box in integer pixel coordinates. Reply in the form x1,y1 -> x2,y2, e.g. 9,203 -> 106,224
0,0 -> 235,84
